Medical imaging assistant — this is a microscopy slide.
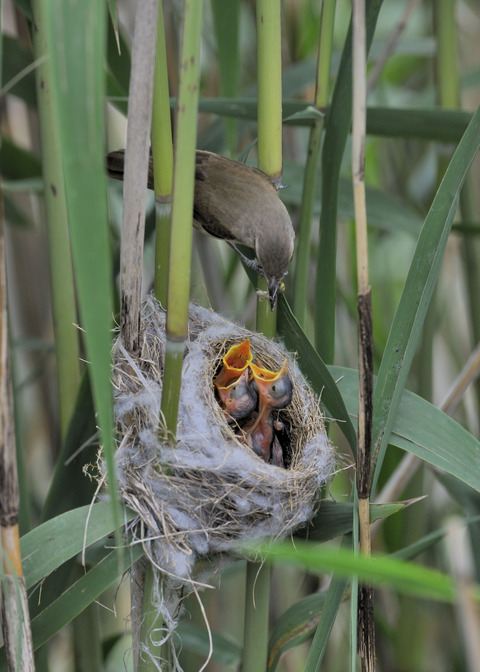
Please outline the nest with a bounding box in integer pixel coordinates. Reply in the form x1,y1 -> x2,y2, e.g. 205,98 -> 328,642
112,295 -> 335,661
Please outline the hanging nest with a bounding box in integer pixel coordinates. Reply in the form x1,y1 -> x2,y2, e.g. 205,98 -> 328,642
113,295 -> 335,584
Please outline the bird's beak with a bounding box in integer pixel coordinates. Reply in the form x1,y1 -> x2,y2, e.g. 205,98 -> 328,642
248,359 -> 292,430
214,339 -> 252,389
268,278 -> 286,311
249,359 -> 289,390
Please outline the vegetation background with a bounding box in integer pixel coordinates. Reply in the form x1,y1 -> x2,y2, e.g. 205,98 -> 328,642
1,0 -> 480,671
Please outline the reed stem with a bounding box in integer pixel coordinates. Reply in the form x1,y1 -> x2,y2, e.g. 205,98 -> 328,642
152,0 -> 173,306
293,0 -> 335,327
160,0 -> 203,434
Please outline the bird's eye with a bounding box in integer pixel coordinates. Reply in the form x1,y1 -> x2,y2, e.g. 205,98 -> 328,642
230,383 -> 243,399
270,378 -> 289,399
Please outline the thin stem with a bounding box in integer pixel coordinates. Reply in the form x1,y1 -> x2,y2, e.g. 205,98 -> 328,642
366,0 -> 421,95
256,0 -> 283,183
255,0 -> 283,334
352,0 -> 375,669
120,0 -> 160,353
242,562 -> 271,672
152,0 -> 173,306
0,163 -> 35,671
242,3 -> 284,669
160,0 -> 203,433
211,0 -> 240,156
138,564 -> 163,672
293,0 -> 335,327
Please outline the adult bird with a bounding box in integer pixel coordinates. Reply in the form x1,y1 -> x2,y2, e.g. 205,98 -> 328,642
107,149 -> 295,309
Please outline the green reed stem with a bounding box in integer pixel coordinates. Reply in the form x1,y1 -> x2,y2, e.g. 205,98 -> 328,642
211,0 -> 240,156
255,0 -> 282,334
293,0 -> 335,327
242,3 -> 284,671
152,0 -> 173,306
160,0 -> 203,435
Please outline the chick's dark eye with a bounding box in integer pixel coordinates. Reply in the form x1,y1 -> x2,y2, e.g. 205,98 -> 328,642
230,384 -> 243,399
271,379 -> 287,398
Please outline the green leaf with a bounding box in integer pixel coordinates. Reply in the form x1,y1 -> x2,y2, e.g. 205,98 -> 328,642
106,13 -> 131,102
303,500 -> 408,543
46,0 -> 120,545
2,34 -> 36,107
176,623 -> 242,666
366,106 -> 472,143
304,539 -> 351,672
0,138 -> 42,181
21,503 -> 136,590
30,546 -> 143,651
41,373 -> 98,521
269,512 -> 458,672
315,0 -> 384,362
331,365 -> 480,494
278,295 -> 357,453
371,105 -> 480,492
267,591 -> 327,672
249,541 -> 466,603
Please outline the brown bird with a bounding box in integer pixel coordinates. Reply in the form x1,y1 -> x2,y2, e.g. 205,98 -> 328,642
214,340 -> 257,422
244,360 -> 293,467
107,149 -> 295,309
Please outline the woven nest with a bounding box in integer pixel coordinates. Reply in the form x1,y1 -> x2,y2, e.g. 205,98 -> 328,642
113,294 -> 335,582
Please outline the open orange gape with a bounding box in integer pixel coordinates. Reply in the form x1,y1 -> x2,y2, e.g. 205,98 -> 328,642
214,340 -> 293,468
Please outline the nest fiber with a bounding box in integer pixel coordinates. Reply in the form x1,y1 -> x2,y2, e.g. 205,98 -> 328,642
113,295 -> 335,581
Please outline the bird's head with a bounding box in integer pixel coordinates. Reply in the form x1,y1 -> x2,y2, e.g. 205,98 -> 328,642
255,206 -> 295,310
249,359 -> 293,416
267,276 -> 286,311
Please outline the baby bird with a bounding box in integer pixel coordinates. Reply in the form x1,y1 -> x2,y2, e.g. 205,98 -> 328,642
216,369 -> 257,423
244,360 -> 293,467
214,340 -> 257,422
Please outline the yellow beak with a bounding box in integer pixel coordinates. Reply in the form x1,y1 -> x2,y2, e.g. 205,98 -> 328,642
214,339 -> 252,389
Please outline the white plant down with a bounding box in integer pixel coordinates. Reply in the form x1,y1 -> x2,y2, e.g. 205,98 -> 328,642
111,294 -> 336,670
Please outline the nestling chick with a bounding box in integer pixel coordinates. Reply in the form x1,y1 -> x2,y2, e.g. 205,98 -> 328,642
214,340 -> 257,422
106,149 -> 295,309
244,360 -> 293,466
215,369 -> 257,423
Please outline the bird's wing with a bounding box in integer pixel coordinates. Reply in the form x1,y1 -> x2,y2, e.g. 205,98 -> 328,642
106,149 -> 155,190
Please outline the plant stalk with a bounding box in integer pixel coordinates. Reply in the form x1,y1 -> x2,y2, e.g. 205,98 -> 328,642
152,0 -> 173,306
293,0 -> 335,327
242,3 -> 284,670
160,0 -> 203,434
352,0 -> 375,669
120,0 -> 160,353
0,158 -> 35,670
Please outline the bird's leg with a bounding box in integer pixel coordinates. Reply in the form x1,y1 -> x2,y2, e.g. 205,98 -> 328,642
226,242 -> 264,276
